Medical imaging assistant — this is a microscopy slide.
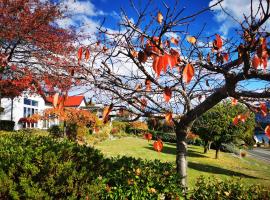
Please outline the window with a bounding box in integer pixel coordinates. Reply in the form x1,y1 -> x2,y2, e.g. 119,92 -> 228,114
32,100 -> 38,107
24,98 -> 31,105
24,98 -> 38,107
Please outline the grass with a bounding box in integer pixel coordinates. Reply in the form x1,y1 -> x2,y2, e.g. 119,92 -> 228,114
95,136 -> 270,188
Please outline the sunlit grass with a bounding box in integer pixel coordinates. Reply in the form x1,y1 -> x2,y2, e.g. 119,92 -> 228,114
95,136 -> 270,188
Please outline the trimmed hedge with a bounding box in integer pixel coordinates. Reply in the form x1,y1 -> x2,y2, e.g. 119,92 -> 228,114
0,133 -> 183,199
191,176 -> 270,200
0,120 -> 15,131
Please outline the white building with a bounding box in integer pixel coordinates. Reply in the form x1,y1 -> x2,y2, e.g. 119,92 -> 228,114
0,93 -> 86,130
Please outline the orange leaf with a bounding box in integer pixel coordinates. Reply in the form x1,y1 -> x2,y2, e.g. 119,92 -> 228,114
165,112 -> 173,125
53,93 -> 59,108
153,140 -> 163,152
187,36 -> 196,44
260,102 -> 267,117
85,49 -> 90,61
77,47 -> 83,61
213,34 -> 223,50
183,63 -> 194,84
145,79 -> 151,91
252,54 -> 260,69
231,98 -> 238,106
157,12 -> 163,24
163,87 -> 172,103
135,83 -> 142,91
103,104 -> 113,123
265,125 -> 270,139
170,37 -> 179,45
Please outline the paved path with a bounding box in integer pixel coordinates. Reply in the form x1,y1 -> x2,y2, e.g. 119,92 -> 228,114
247,148 -> 270,163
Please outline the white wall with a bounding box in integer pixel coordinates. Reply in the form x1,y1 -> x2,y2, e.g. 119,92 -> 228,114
0,93 -> 46,130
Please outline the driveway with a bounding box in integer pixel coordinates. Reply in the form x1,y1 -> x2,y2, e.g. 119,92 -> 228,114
247,148 -> 270,163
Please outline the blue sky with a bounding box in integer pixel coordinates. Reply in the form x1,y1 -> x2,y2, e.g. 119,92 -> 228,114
58,0 -> 269,96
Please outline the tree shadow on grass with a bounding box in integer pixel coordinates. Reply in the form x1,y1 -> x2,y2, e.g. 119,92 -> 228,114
188,162 -> 260,179
144,143 -> 208,158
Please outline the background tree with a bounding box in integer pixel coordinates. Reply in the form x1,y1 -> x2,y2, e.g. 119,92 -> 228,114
76,0 -> 270,187
0,0 -> 77,100
192,102 -> 255,159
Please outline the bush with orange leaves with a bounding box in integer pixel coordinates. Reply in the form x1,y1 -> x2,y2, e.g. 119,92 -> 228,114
43,108 -> 95,127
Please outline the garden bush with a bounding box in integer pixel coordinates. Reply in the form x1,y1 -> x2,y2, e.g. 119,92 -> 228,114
148,130 -> 176,143
0,133 -> 183,199
48,125 -> 63,138
190,176 -> 270,200
0,120 -> 15,131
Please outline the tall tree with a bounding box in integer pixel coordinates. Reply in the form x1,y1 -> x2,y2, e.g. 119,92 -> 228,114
76,0 -> 270,188
192,102 -> 255,159
0,0 -> 76,97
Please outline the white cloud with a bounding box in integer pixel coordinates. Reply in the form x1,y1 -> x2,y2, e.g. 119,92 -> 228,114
209,0 -> 270,36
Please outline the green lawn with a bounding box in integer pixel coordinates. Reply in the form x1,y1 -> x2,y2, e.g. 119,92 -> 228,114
95,136 -> 270,188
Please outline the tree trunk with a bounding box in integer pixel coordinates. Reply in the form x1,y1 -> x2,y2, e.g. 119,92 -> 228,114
203,140 -> 209,153
204,145 -> 208,154
175,123 -> 192,190
63,121 -> 67,137
215,146 -> 220,159
10,98 -> 14,121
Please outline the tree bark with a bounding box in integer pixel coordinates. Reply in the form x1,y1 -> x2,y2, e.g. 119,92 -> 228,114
10,98 -> 14,121
204,144 -> 208,154
175,122 -> 192,189
215,146 -> 220,159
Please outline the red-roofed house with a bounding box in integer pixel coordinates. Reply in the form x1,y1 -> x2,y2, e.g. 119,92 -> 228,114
45,95 -> 86,108
0,92 -> 86,130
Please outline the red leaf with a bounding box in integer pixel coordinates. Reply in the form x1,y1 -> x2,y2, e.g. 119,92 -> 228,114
141,98 -> 147,110
261,53 -> 268,71
265,125 -> 270,139
153,139 -> 163,152
77,47 -> 83,61
103,104 -> 113,123
183,63 -> 194,84
260,102 -> 267,117
145,79 -> 151,91
85,49 -> 90,61
252,54 -> 260,69
223,53 -> 229,62
144,133 -> 152,142
163,87 -> 172,103
233,116 -> 239,125
138,51 -> 148,63
213,34 -> 223,50
231,98 -> 238,106
140,35 -> 144,46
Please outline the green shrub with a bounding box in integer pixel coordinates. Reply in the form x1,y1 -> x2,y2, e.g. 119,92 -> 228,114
76,126 -> 89,142
191,176 -> 270,200
112,121 -> 128,132
48,125 -> 63,138
148,130 -> 176,143
0,133 -> 183,199
0,120 -> 15,131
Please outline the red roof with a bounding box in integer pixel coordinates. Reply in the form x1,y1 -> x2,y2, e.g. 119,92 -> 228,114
46,95 -> 85,107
